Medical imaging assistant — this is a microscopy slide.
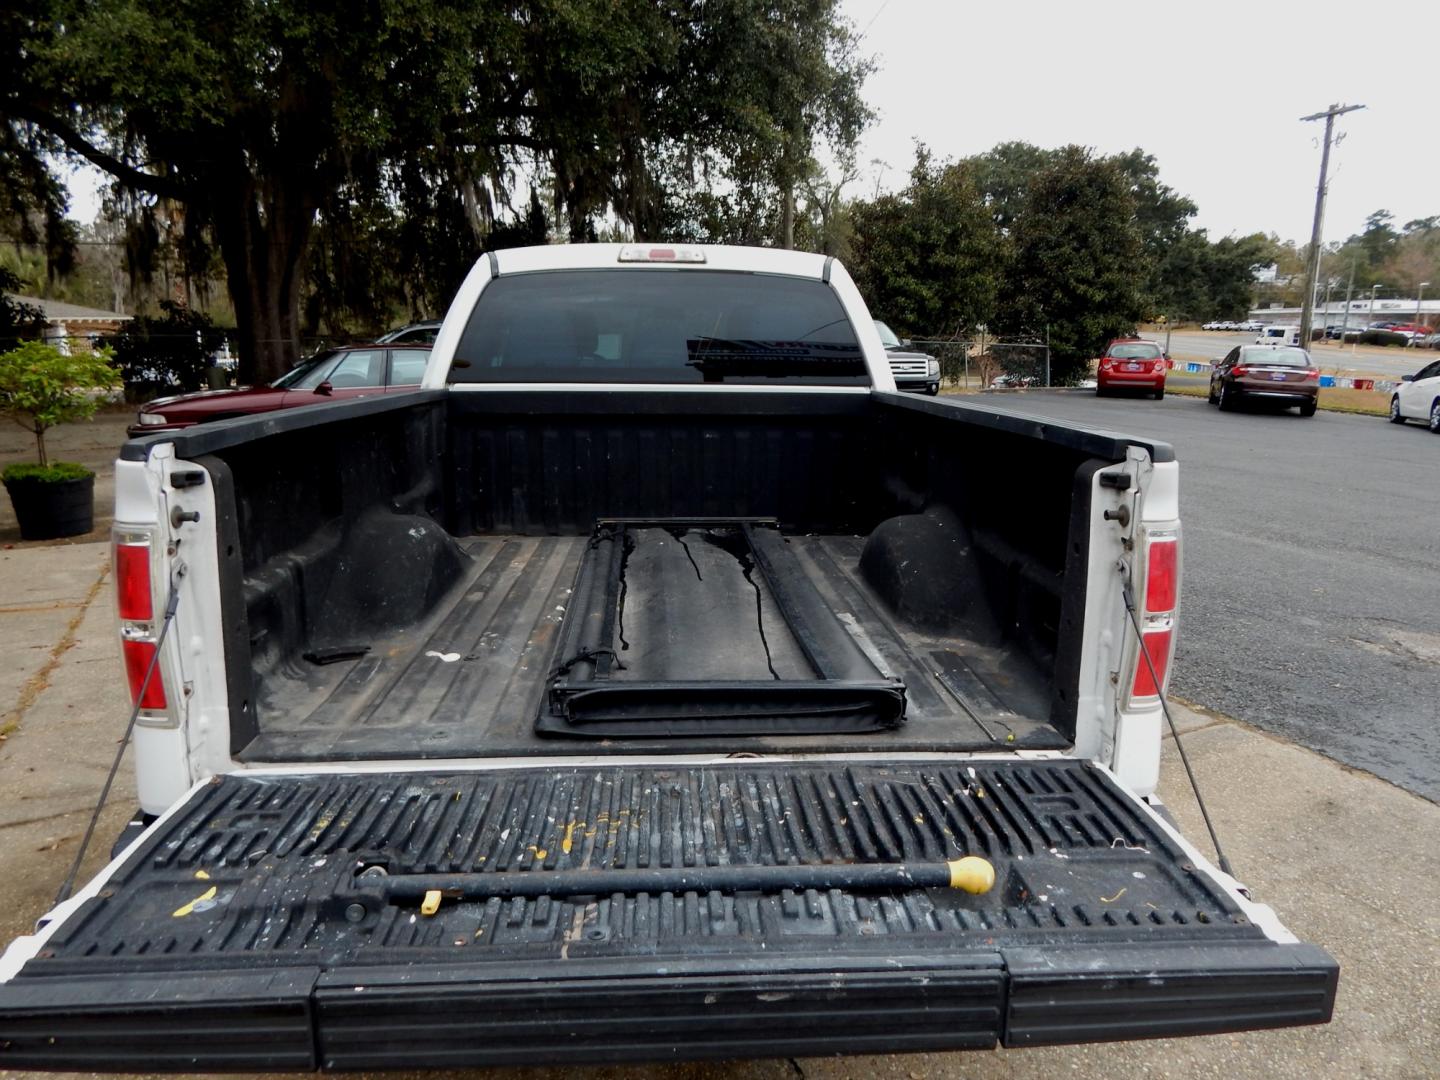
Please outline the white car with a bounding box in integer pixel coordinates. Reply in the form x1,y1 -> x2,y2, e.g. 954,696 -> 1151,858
1390,357 -> 1440,432
1238,320 -> 1264,333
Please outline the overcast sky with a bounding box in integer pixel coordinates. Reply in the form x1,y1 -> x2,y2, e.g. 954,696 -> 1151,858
841,0 -> 1438,244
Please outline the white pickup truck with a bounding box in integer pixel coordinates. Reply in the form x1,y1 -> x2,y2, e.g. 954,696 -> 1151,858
0,244 -> 1334,1070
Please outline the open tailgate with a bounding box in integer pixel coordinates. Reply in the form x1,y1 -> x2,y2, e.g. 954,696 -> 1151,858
0,759 -> 1336,1071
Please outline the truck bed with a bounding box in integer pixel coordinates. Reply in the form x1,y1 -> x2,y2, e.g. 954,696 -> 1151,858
243,532 -> 1067,762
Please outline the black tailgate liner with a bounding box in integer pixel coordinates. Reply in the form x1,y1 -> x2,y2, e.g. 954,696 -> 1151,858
0,760 -> 1336,1069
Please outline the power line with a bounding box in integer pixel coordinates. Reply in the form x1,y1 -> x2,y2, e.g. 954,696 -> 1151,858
857,0 -> 893,41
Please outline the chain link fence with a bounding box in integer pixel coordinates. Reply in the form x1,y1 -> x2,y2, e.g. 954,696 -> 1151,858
907,338 -> 1053,391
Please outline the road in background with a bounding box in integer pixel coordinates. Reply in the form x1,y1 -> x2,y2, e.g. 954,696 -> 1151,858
981,390 -> 1440,802
1157,329 -> 1434,380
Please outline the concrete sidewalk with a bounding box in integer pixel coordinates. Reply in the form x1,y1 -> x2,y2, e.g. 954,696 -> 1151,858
0,541 -> 1435,1079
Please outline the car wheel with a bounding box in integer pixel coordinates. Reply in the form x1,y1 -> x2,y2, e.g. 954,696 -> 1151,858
1095,386 -> 1108,397
1154,388 -> 1165,401
1208,382 -> 1219,405
1299,399 -> 1317,417
1218,383 -> 1237,411
1431,399 -> 1440,433
1389,396 -> 1406,424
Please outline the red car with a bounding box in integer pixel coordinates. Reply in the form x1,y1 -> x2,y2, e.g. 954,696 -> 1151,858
1096,339 -> 1168,399
127,344 -> 431,437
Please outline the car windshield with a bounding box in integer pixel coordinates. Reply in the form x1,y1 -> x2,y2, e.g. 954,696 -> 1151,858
270,351 -> 338,389
1244,347 -> 1310,367
873,321 -> 901,348
453,269 -> 868,385
1109,343 -> 1162,360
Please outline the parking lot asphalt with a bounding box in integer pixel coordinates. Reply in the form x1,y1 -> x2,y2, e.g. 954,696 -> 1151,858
978,388 -> 1440,804
0,540 -> 1436,1079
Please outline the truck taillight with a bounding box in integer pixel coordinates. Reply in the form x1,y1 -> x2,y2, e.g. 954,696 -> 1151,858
115,542 -> 153,621
121,637 -> 168,710
1145,537 -> 1178,612
1130,528 -> 1179,704
1132,627 -> 1173,697
112,525 -> 173,721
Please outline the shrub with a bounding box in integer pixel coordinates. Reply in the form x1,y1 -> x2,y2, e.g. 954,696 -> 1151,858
0,340 -> 121,467
1358,330 -> 1408,347
110,301 -> 226,393
1,461 -> 92,484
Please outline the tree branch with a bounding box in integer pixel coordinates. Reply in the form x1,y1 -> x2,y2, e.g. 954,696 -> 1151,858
8,102 -> 187,200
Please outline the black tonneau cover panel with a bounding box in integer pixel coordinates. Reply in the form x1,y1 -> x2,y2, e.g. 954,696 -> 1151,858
0,760 -> 1336,1070
541,519 -> 906,736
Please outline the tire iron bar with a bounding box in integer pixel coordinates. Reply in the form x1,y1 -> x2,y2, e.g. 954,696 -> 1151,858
385,858 -> 997,916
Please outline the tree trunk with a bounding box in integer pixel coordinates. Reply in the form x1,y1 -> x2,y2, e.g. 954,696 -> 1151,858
781,183 -> 795,250
214,170 -> 317,386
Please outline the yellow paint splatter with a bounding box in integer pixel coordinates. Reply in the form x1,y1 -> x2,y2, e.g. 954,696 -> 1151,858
193,869 -> 210,880
1100,887 -> 1128,904
528,845 -> 548,861
561,821 -> 585,855
172,885 -> 217,917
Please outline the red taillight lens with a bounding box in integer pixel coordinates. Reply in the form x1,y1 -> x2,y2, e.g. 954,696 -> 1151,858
1152,360 -> 1165,372
1145,538 -> 1178,613
1131,627 -> 1173,698
115,543 -> 153,621
1233,365 -> 1249,376
122,638 -> 168,710
1304,369 -> 1319,378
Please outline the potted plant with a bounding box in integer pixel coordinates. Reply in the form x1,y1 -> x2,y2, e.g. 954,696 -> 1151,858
1,340 -> 121,540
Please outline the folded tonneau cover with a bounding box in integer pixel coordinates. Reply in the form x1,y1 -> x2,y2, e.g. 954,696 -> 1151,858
0,759 -> 1336,1071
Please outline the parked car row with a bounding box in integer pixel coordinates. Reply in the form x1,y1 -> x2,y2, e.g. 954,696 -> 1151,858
1201,319 -> 1264,332
1089,335 -> 1439,434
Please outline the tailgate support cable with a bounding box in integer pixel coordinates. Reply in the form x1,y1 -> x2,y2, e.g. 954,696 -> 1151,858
1123,583 -> 1236,878
53,566 -> 185,906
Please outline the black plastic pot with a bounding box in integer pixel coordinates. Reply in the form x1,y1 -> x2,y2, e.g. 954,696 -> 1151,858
3,472 -> 95,540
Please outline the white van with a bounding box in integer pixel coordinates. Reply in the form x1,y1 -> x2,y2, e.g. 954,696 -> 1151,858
1256,324 -> 1302,346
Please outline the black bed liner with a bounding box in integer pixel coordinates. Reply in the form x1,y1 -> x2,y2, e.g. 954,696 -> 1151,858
242,533 -> 1067,761
0,759 -> 1336,1070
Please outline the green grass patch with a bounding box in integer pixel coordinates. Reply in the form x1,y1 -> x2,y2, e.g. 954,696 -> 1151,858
1164,378 -> 1390,416
1,460 -> 93,484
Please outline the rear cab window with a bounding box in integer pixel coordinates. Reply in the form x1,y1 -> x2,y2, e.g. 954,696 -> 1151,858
450,269 -> 868,386
1109,343 -> 1162,360
388,349 -> 430,386
1242,347 -> 1311,367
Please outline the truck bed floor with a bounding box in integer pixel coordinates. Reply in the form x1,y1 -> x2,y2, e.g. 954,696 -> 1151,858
241,535 -> 1068,762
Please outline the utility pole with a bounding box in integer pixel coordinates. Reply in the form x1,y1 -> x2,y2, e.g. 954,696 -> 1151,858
1298,102 -> 1364,348
1340,261 -> 1355,337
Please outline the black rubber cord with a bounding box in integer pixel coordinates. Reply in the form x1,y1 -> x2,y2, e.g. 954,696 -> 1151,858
53,572 -> 183,907
1123,584 -> 1236,878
